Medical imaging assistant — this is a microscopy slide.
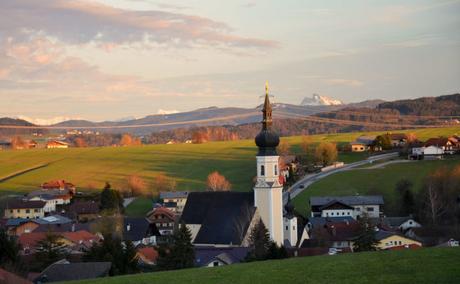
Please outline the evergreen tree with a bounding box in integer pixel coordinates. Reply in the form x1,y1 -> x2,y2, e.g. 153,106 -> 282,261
100,182 -> 123,213
267,242 -> 288,260
0,228 -> 22,271
157,223 -> 194,270
84,234 -> 139,275
34,233 -> 67,269
353,216 -> 378,252
395,179 -> 415,215
246,220 -> 271,261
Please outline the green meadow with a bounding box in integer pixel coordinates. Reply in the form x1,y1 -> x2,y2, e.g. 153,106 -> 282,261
0,126 -> 458,216
74,248 -> 460,284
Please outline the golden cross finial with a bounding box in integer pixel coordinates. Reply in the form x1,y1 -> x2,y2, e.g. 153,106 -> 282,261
265,81 -> 269,96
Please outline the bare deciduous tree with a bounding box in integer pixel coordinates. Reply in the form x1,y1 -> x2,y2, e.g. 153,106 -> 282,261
127,175 -> 147,196
207,171 -> 231,191
314,142 -> 338,166
277,140 -> 291,156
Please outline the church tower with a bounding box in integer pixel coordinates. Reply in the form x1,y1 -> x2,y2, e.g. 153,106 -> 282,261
254,82 -> 284,245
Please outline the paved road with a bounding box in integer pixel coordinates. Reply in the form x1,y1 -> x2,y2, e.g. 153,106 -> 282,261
283,152 -> 399,204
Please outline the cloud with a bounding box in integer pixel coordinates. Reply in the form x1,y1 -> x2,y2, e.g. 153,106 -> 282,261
324,78 -> 364,87
157,109 -> 180,115
0,0 -> 278,50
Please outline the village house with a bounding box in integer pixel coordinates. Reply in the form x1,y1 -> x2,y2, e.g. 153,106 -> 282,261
123,217 -> 159,247
424,137 -> 455,154
41,179 -> 76,194
389,133 -> 408,147
194,247 -> 250,267
375,230 -> 422,250
310,195 -> 384,219
4,199 -> 46,219
159,191 -> 189,214
146,206 -> 176,236
68,201 -> 100,222
46,140 -> 69,149
300,218 -> 361,252
18,230 -> 101,255
5,215 -> 73,236
350,136 -> 381,152
378,216 -> 421,232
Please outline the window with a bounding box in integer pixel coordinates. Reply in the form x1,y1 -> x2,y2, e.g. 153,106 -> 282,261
10,210 -> 13,213
260,165 -> 265,176
356,207 -> 361,211
26,209 -> 30,213
367,207 -> 374,212
293,226 -> 296,231
342,212 -> 345,216
213,261 -> 219,267
286,226 -> 288,230
17,209 -> 20,213
34,209 -> 39,213
274,165 -> 278,175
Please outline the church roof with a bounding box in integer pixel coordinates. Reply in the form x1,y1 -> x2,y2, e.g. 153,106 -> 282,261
181,192 -> 256,246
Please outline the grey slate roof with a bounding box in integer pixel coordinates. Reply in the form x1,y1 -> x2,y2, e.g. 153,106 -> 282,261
5,199 -> 46,209
310,195 -> 384,207
36,261 -> 111,282
381,217 -> 414,227
308,216 -> 355,228
375,230 -> 399,241
195,247 -> 249,267
181,192 -> 256,245
160,191 -> 189,199
123,217 -> 157,242
34,215 -> 73,225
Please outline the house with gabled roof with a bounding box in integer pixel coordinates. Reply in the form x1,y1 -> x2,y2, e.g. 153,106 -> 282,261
375,230 -> 422,250
33,260 -> 111,283
146,207 -> 176,236
4,199 -> 46,219
194,247 -> 250,267
310,195 -> 384,219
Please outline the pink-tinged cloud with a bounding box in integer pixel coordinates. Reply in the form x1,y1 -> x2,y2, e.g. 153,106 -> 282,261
0,0 -> 278,50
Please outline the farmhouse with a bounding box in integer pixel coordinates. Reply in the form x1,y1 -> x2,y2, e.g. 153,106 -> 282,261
4,199 -> 46,219
349,136 -> 381,152
389,133 -> 408,147
46,140 -> 69,149
146,206 -> 176,236
424,137 -> 454,154
375,230 -> 422,250
68,201 -> 100,222
41,179 -> 76,194
310,195 -> 384,219
159,191 -> 189,214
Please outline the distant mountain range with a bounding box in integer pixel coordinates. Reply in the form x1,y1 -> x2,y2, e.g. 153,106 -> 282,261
2,94 -> 459,136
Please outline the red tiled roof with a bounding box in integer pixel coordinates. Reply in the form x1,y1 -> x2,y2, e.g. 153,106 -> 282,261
62,230 -> 100,244
149,207 -> 175,220
18,232 -> 47,248
424,138 -> 449,147
41,180 -> 75,189
137,247 -> 159,263
0,268 -> 32,284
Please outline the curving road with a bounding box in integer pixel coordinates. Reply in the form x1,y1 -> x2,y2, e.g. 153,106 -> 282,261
283,152 -> 399,204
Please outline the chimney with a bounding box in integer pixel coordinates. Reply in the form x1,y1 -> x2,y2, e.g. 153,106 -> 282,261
127,224 -> 131,231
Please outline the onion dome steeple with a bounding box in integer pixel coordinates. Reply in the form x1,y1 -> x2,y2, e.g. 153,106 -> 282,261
255,82 -> 280,156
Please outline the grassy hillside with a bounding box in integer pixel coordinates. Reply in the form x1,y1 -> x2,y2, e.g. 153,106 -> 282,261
292,156 -> 460,216
0,126 -> 458,216
74,248 -> 460,284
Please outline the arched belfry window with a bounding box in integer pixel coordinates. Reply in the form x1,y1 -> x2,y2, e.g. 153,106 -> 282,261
274,165 -> 278,175
260,165 -> 265,176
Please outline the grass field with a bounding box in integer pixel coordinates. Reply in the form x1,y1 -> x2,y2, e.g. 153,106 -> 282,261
0,126 -> 458,216
73,248 -> 460,284
292,156 -> 460,216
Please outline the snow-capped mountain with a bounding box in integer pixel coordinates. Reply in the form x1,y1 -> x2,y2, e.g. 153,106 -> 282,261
300,94 -> 343,106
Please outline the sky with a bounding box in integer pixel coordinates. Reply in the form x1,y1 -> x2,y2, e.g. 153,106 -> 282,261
0,0 -> 459,124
